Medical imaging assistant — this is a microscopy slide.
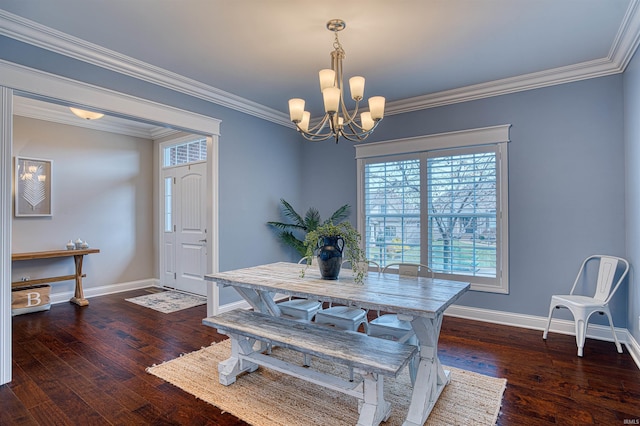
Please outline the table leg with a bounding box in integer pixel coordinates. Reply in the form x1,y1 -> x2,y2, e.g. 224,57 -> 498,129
233,287 -> 282,316
69,254 -> 89,306
230,287 -> 284,355
402,314 -> 448,426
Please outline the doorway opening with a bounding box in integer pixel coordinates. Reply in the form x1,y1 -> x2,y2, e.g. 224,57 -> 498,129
1,60 -> 221,385
160,136 -> 209,296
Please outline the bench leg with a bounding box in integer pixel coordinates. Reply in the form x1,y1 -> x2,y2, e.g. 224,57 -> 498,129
218,335 -> 259,386
356,371 -> 391,426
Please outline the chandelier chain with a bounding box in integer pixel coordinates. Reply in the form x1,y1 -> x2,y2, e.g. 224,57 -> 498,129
333,32 -> 345,57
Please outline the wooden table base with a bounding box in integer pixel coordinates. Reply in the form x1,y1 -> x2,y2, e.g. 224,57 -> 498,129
12,248 -> 100,306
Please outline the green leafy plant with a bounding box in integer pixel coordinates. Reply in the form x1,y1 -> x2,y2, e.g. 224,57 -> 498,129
302,221 -> 368,284
267,199 -> 350,257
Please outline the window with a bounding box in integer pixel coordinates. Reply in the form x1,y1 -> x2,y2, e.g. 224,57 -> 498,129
365,159 -> 421,264
161,136 -> 208,234
427,148 -> 497,278
163,137 -> 207,167
356,125 -> 510,293
164,177 -> 173,232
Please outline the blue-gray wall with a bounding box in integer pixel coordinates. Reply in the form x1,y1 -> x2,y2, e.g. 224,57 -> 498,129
301,76 -> 628,326
0,37 -> 304,281
1,35 -> 633,327
625,49 -> 640,342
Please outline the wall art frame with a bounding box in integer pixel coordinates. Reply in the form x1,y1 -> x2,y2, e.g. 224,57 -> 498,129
14,156 -> 52,217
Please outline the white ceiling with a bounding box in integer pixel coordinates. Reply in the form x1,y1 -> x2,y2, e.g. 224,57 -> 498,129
1,0 -> 639,122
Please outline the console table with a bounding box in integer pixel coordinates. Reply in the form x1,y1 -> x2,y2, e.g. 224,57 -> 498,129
11,248 -> 100,306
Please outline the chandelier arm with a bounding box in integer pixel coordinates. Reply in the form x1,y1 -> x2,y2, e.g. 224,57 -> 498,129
339,127 -> 371,142
300,132 -> 334,142
296,114 -> 335,141
344,119 -> 365,135
340,119 -> 382,142
339,133 -> 366,143
305,114 -> 331,133
340,102 -> 359,125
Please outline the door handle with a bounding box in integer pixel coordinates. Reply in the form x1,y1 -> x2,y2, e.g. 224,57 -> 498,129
199,239 -> 207,243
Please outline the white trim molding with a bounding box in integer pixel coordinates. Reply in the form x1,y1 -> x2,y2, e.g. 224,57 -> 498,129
47,279 -> 160,305
0,9 -> 290,127
367,0 -> 640,115
0,61 -> 223,387
0,60 -> 221,137
626,332 -> 640,369
0,87 -> 13,385
356,125 -> 510,294
2,2 -> 640,120
445,304 -> 640,370
354,124 -> 511,159
13,96 -> 177,140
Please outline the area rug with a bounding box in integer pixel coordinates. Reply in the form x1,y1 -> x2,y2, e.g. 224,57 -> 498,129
147,339 -> 506,425
125,290 -> 206,313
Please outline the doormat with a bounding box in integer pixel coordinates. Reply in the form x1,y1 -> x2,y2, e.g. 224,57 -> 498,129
125,290 -> 206,313
147,339 -> 506,426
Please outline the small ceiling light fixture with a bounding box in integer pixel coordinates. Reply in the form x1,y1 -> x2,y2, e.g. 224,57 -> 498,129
69,107 -> 104,120
288,19 -> 385,143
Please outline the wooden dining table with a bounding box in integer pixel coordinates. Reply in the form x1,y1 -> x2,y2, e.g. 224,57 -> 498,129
205,261 -> 470,426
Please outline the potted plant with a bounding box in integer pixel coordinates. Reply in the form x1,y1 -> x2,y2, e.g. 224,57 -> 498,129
267,199 -> 350,257
302,221 -> 368,284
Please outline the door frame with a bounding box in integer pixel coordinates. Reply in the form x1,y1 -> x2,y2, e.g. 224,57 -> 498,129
0,59 -> 221,385
159,137 -> 210,295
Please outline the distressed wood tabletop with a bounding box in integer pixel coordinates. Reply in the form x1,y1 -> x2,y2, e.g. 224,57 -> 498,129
205,262 -> 469,318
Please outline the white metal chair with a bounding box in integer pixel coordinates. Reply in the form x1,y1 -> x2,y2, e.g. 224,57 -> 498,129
543,255 -> 629,357
276,258 -> 323,321
313,260 -> 380,332
367,263 -> 434,384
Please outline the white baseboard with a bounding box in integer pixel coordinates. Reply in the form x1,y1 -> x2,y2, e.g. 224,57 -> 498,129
625,330 -> 640,368
215,299 -> 640,371
45,282 -> 640,371
445,304 -> 640,370
49,278 -> 160,305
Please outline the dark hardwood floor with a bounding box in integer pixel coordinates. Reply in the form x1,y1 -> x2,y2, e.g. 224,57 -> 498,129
2,288 -> 639,425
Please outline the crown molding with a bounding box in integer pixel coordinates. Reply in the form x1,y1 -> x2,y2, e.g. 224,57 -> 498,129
385,57 -> 621,115
0,59 -> 221,138
1,2 -> 640,122
386,0 -> 640,115
0,9 -> 292,128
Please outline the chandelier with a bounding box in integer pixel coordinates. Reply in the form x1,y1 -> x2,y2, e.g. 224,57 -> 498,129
288,19 -> 385,143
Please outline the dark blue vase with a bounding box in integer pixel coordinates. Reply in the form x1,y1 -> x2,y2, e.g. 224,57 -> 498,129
317,236 -> 344,280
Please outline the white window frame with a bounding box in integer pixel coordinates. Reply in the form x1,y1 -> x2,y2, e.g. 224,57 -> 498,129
162,135 -> 208,168
356,125 -> 510,293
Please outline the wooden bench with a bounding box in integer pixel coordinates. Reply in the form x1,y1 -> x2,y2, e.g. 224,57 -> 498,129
203,309 -> 417,426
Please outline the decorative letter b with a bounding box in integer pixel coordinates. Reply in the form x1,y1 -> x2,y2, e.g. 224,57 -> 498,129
27,292 -> 42,307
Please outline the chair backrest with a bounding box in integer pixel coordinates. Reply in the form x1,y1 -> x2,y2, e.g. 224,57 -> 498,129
382,262 -> 434,278
341,259 -> 381,273
569,255 -> 629,303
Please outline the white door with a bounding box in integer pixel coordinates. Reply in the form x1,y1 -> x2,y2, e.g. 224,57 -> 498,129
162,161 -> 207,295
